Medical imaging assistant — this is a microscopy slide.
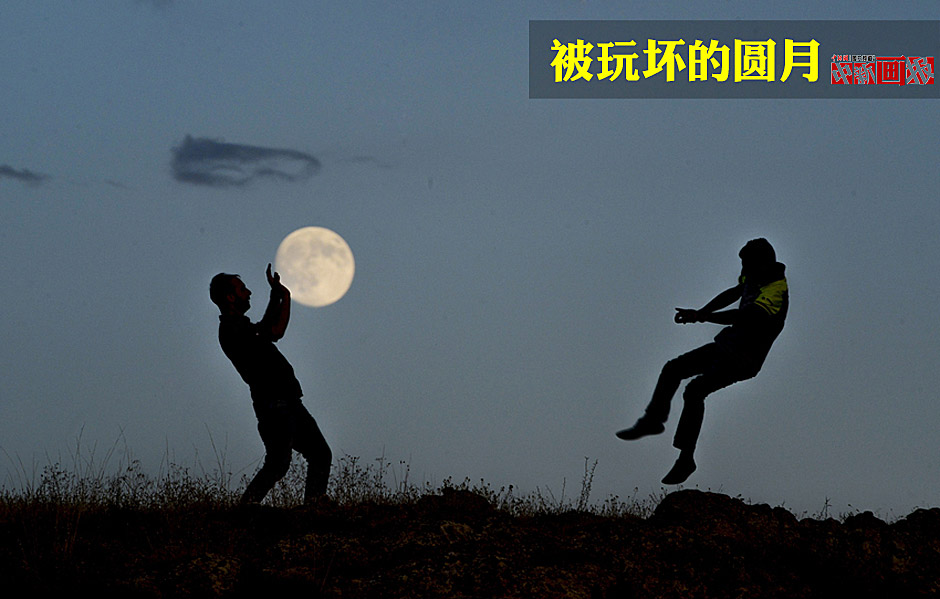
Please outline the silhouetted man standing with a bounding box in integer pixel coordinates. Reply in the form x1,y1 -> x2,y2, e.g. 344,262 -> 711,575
210,264 -> 331,504
617,239 -> 788,485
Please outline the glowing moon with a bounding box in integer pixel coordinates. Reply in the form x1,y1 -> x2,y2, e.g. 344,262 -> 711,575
274,226 -> 355,307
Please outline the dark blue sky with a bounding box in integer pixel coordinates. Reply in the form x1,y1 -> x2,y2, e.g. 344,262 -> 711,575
1,1 -> 937,517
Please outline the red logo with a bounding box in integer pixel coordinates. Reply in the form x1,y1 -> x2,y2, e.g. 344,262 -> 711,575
830,54 -> 934,85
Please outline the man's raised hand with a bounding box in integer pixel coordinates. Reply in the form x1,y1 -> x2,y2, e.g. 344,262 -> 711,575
266,263 -> 288,295
674,308 -> 700,324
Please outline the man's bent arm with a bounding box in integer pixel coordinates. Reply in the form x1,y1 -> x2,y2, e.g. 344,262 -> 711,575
697,308 -> 740,325
675,285 -> 743,324
266,288 -> 291,340
699,285 -> 743,314
260,264 -> 291,341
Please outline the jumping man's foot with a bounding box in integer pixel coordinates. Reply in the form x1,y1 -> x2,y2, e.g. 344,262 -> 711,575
615,419 -> 665,440
661,454 -> 696,485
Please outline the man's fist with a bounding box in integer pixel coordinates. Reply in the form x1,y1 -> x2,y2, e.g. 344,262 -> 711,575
674,308 -> 700,324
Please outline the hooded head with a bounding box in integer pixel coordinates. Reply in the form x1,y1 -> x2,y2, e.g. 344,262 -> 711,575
739,238 -> 776,272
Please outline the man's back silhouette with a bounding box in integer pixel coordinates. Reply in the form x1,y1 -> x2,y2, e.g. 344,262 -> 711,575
616,238 -> 789,484
210,264 -> 331,504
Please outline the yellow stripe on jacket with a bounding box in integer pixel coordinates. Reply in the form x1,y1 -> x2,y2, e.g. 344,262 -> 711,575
754,279 -> 788,316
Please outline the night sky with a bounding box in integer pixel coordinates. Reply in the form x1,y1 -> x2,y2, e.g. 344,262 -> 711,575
1,1 -> 937,518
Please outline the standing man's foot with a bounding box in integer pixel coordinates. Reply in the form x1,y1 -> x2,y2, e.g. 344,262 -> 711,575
616,419 -> 665,440
661,454 -> 696,485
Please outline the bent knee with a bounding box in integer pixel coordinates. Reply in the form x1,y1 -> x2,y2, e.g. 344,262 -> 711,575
661,358 -> 683,378
683,380 -> 710,402
262,454 -> 292,478
299,444 -> 332,468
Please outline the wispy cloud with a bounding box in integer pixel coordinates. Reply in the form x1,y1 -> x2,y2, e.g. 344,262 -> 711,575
0,165 -> 50,185
170,136 -> 321,187
136,0 -> 174,8
104,179 -> 134,190
339,155 -> 395,169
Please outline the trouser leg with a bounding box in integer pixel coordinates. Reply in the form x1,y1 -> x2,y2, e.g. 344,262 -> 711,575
673,381 -> 707,451
644,344 -> 720,424
673,359 -> 753,451
242,408 -> 293,504
290,404 -> 332,501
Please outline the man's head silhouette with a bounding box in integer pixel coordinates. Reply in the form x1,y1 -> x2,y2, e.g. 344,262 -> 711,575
210,273 -> 251,315
739,238 -> 776,277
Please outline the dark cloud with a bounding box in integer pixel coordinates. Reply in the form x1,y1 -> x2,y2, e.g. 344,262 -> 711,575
171,136 -> 321,187
0,165 -> 50,185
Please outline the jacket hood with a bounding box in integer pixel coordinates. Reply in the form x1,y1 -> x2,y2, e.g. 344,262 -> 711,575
745,261 -> 786,286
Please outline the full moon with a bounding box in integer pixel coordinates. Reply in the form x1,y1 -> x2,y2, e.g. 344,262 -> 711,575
274,226 -> 355,307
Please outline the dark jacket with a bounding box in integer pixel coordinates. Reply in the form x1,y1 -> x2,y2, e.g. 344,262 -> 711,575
714,262 -> 788,371
218,297 -> 302,407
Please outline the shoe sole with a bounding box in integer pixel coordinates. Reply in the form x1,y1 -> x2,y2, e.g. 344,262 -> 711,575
615,425 -> 665,440
662,463 -> 696,485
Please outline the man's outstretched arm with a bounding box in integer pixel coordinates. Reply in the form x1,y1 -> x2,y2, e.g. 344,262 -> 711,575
694,308 -> 740,325
675,284 -> 743,324
259,263 -> 291,341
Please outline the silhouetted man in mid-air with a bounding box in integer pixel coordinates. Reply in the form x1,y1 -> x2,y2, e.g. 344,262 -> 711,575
210,265 -> 331,504
617,239 -> 788,485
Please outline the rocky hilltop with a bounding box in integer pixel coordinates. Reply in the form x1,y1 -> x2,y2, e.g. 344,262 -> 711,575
3,489 -> 939,597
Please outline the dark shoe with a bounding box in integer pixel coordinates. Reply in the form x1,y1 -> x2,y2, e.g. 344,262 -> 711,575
616,419 -> 665,440
661,455 -> 696,485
